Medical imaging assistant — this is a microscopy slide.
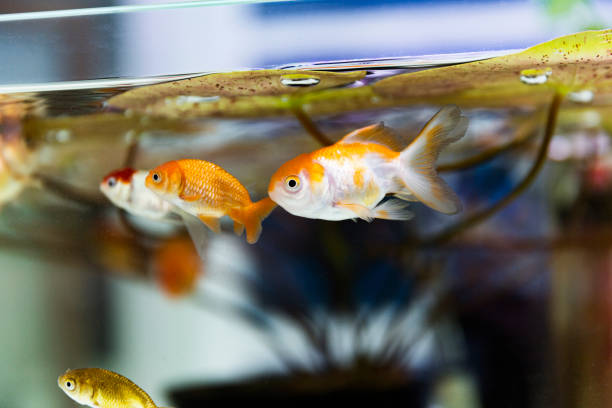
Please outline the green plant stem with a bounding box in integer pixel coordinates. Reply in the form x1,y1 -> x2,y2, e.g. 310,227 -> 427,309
291,105 -> 334,146
421,92 -> 563,247
123,138 -> 140,168
36,173 -> 104,207
438,133 -> 532,172
438,112 -> 542,173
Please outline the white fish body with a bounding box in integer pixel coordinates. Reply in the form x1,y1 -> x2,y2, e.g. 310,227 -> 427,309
268,105 -> 468,221
100,169 -> 173,220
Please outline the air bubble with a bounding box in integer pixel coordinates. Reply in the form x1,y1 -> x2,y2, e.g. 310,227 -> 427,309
280,75 -> 320,87
568,90 -> 594,103
519,68 -> 552,85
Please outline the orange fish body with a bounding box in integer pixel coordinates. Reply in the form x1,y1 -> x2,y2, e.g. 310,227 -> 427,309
268,106 -> 468,221
145,159 -> 276,244
154,236 -> 202,297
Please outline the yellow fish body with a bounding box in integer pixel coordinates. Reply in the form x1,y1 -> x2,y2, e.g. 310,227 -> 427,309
58,368 -> 161,408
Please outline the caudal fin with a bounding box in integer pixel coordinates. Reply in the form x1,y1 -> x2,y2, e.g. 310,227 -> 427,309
398,105 -> 468,214
228,197 -> 277,244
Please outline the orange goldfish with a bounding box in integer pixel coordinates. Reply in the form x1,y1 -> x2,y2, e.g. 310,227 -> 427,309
145,159 -> 276,244
268,106 -> 468,221
154,236 -> 202,297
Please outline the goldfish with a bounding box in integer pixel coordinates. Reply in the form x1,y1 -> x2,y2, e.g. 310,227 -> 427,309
268,105 -> 468,221
154,236 -> 202,297
100,168 -> 174,220
101,167 -> 211,259
58,368 -> 165,408
0,133 -> 37,209
145,159 -> 277,244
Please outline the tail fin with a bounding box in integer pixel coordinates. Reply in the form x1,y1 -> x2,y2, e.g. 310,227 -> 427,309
398,105 -> 468,214
228,197 -> 277,244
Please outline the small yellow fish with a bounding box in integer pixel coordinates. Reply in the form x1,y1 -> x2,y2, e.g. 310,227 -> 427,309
268,105 -> 468,221
145,159 -> 276,244
58,368 -> 164,408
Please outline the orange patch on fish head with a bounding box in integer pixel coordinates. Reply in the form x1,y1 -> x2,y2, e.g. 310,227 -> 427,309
268,153 -> 310,196
146,161 -> 183,197
307,161 -> 325,186
268,153 -> 326,212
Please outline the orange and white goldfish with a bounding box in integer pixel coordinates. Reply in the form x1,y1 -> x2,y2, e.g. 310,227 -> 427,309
100,168 -> 173,219
268,105 -> 468,221
145,159 -> 277,244
58,368 -> 164,408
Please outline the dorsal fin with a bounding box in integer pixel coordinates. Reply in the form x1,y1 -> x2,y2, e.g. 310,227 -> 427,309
338,123 -> 404,151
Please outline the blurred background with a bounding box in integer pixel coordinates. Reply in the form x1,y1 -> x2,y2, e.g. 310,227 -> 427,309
1,1 -> 612,408
1,0 -> 611,84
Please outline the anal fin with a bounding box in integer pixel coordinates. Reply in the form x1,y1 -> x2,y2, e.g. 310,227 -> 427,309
176,210 -> 209,260
233,221 -> 244,236
373,199 -> 414,220
179,192 -> 200,202
391,177 -> 418,201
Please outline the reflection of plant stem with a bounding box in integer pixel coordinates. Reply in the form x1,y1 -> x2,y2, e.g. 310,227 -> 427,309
422,92 -> 562,246
123,134 -> 140,168
439,129 -> 532,172
438,112 -> 542,173
291,105 -> 334,146
35,173 -> 104,208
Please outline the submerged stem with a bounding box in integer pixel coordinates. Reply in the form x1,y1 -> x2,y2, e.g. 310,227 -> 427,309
291,105 -> 334,146
36,173 -> 104,207
438,112 -> 542,173
422,92 -> 563,246
123,137 -> 140,168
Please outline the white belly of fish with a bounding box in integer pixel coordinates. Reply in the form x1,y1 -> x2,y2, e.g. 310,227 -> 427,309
311,157 -> 397,221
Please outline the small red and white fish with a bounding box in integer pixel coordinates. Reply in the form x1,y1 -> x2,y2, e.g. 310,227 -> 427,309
268,105 -> 468,221
145,159 -> 277,244
100,168 -> 173,220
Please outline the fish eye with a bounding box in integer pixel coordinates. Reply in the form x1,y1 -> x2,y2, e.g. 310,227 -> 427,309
107,177 -> 116,188
65,379 -> 75,391
284,176 -> 301,192
152,173 -> 161,183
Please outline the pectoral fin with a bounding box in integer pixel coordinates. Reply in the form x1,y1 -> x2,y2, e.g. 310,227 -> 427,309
177,210 -> 208,260
198,215 -> 221,233
373,199 -> 414,220
179,192 -> 200,202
